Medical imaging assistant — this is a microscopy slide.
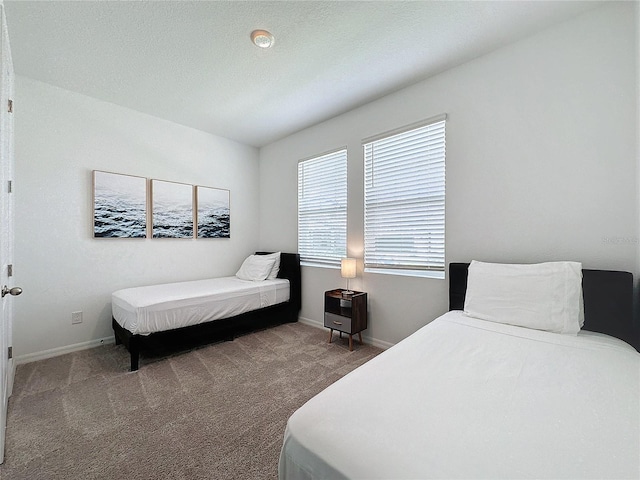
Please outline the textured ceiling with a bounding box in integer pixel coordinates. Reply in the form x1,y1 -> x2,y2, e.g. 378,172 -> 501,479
4,1 -> 601,147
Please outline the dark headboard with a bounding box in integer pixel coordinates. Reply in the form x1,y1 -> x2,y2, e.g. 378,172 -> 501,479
256,252 -> 301,312
449,262 -> 639,351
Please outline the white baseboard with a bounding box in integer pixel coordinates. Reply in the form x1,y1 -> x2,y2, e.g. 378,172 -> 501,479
298,315 -> 324,330
298,316 -> 394,350
15,336 -> 115,365
14,318 -> 394,366
366,336 -> 394,350
8,359 -> 15,397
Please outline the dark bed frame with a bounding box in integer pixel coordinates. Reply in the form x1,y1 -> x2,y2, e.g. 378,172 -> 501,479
449,262 -> 639,351
112,252 -> 302,371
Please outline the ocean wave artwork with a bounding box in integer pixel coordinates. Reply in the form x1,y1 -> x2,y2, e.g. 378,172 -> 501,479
94,171 -> 147,238
152,180 -> 194,238
197,186 -> 230,238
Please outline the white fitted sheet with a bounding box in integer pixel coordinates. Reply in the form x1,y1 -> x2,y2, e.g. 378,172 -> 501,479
279,311 -> 640,480
112,277 -> 290,335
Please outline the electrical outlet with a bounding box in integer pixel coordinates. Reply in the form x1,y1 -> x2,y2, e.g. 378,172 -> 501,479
71,311 -> 83,324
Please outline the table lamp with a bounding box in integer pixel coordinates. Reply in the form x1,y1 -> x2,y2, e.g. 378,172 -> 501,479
341,258 -> 357,295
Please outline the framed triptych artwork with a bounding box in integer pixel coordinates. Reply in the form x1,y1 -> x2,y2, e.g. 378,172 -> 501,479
92,171 -> 230,240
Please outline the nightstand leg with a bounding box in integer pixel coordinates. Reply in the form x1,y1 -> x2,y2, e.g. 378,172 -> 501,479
349,334 -> 353,351
328,328 -> 333,343
358,332 -> 363,345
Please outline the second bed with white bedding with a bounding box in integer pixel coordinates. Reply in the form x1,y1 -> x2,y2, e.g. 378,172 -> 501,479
279,310 -> 640,479
279,262 -> 640,479
112,276 -> 290,335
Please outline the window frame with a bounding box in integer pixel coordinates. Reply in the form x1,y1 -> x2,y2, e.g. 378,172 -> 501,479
297,148 -> 348,268
363,114 -> 446,279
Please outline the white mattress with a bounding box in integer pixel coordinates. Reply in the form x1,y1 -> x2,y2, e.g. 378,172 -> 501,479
112,276 -> 290,335
279,311 -> 640,479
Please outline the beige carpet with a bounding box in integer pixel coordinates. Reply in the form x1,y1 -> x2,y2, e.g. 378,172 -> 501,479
0,322 -> 382,480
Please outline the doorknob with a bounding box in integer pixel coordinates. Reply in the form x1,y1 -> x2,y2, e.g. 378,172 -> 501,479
1,286 -> 22,298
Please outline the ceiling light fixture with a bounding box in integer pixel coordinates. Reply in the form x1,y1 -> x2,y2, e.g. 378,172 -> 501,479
251,30 -> 274,49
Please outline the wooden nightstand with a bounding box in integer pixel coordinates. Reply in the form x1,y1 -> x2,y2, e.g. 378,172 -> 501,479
324,289 -> 368,351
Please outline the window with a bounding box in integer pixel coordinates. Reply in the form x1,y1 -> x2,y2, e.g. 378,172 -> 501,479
298,149 -> 347,266
363,115 -> 446,278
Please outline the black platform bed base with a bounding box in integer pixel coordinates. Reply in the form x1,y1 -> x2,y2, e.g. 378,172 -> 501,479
113,302 -> 298,371
113,252 -> 301,371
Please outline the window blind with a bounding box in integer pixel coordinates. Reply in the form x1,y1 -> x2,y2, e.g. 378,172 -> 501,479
364,117 -> 446,276
298,149 -> 347,266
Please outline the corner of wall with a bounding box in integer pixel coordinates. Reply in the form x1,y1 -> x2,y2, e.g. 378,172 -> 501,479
635,1 -> 640,326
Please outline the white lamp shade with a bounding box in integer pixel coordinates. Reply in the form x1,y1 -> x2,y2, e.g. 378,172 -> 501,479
341,258 -> 357,279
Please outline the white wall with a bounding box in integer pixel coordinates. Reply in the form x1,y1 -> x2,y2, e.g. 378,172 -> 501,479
14,77 -> 260,358
259,3 -> 639,346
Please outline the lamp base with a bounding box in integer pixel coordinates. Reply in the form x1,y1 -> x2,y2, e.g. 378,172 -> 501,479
342,289 -> 354,297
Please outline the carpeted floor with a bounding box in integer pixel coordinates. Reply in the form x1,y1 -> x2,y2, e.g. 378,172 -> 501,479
0,322 -> 382,479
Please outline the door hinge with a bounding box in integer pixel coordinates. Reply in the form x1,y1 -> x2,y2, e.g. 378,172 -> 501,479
7,264 -> 12,277
8,180 -> 12,193
7,347 -> 12,359
8,99 -> 12,113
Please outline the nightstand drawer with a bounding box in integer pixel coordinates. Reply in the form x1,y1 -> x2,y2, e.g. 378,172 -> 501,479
324,312 -> 351,333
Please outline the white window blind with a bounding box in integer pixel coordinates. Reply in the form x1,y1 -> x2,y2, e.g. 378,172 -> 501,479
364,116 -> 446,277
298,149 -> 347,266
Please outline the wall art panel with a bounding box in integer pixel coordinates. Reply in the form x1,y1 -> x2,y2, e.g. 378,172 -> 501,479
151,179 -> 194,238
93,170 -> 147,238
196,186 -> 230,238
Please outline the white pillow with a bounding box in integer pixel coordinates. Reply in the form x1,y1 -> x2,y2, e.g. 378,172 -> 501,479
235,254 -> 277,281
260,251 -> 281,280
463,260 -> 583,335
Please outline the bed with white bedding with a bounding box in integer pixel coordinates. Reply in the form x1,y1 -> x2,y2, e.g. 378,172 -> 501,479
112,252 -> 301,370
279,261 -> 640,479
112,277 -> 290,335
